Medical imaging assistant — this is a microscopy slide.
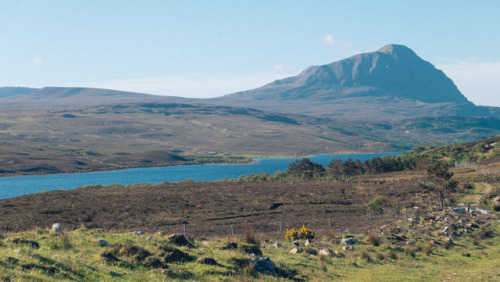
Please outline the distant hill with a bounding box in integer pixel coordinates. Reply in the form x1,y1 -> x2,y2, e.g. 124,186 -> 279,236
206,44 -> 498,120
0,87 -> 192,108
0,87 -> 37,98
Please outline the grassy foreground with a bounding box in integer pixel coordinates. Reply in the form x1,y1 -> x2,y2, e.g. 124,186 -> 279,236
0,209 -> 498,281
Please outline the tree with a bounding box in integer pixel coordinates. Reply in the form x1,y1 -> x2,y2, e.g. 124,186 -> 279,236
423,161 -> 457,210
286,158 -> 325,179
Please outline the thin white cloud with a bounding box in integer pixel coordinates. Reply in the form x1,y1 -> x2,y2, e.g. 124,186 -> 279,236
83,68 -> 297,98
437,59 -> 500,107
322,35 -> 336,46
31,58 -> 42,65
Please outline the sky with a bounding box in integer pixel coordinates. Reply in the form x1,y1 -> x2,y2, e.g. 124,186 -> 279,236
1,1 -> 499,106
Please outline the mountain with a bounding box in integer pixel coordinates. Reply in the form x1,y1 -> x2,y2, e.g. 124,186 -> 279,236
207,44 -> 497,120
0,87 -> 192,108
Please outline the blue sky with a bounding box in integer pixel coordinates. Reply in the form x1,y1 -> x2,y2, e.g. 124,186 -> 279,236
1,1 -> 499,106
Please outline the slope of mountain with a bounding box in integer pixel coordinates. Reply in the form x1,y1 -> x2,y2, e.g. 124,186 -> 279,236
0,87 -> 37,98
0,87 -> 192,108
206,44 -> 496,120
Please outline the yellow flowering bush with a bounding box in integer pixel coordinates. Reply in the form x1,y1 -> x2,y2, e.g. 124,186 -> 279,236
285,225 -> 314,240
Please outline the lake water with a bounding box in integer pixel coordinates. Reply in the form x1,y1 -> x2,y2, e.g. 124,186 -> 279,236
0,153 -> 398,199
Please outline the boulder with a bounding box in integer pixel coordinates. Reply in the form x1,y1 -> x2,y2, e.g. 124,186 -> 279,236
452,208 -> 466,214
50,223 -> 62,234
305,239 -> 311,246
249,256 -> 276,276
131,231 -> 144,236
94,239 -> 109,247
340,238 -> 356,245
289,247 -> 303,254
318,248 -> 334,257
342,245 -> 355,251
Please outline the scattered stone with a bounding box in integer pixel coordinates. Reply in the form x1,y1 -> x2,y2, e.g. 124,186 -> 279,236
249,256 -> 276,276
342,245 -> 355,251
293,241 -> 303,247
289,247 -> 303,254
272,242 -> 282,248
406,241 -> 415,246
147,237 -> 152,241
130,231 -> 144,236
452,208 -> 466,214
318,248 -> 334,257
168,233 -> 194,248
197,257 -> 219,266
14,249 -> 23,254
221,242 -> 238,250
94,239 -> 109,247
50,223 -> 62,234
340,238 -> 356,245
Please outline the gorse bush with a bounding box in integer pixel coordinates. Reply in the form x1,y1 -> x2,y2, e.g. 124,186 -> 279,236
285,225 -> 314,241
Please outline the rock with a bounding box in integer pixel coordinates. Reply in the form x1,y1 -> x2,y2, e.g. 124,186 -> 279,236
340,238 -> 356,245
318,248 -> 334,257
221,242 -> 238,250
293,241 -> 303,247
94,239 -> 109,247
342,245 -> 355,251
131,231 -> 144,236
289,247 -> 303,254
197,257 -> 219,266
406,241 -> 415,246
452,208 -> 466,214
146,237 -> 152,241
168,233 -> 194,248
249,256 -> 276,276
305,239 -> 311,246
50,223 -> 62,234
14,249 -> 23,254
272,242 -> 282,248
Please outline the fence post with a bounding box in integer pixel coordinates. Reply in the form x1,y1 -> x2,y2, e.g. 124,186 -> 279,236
279,221 -> 282,233
231,225 -> 234,236
184,223 -> 186,234
328,218 -> 331,228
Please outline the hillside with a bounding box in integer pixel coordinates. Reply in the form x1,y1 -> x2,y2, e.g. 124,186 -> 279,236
207,44 -> 499,120
0,87 -> 191,109
0,103 -> 499,175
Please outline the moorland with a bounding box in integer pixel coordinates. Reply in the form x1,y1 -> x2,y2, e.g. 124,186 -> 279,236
0,136 -> 498,280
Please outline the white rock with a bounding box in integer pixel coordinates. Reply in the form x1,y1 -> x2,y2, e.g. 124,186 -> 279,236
50,223 -> 62,233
